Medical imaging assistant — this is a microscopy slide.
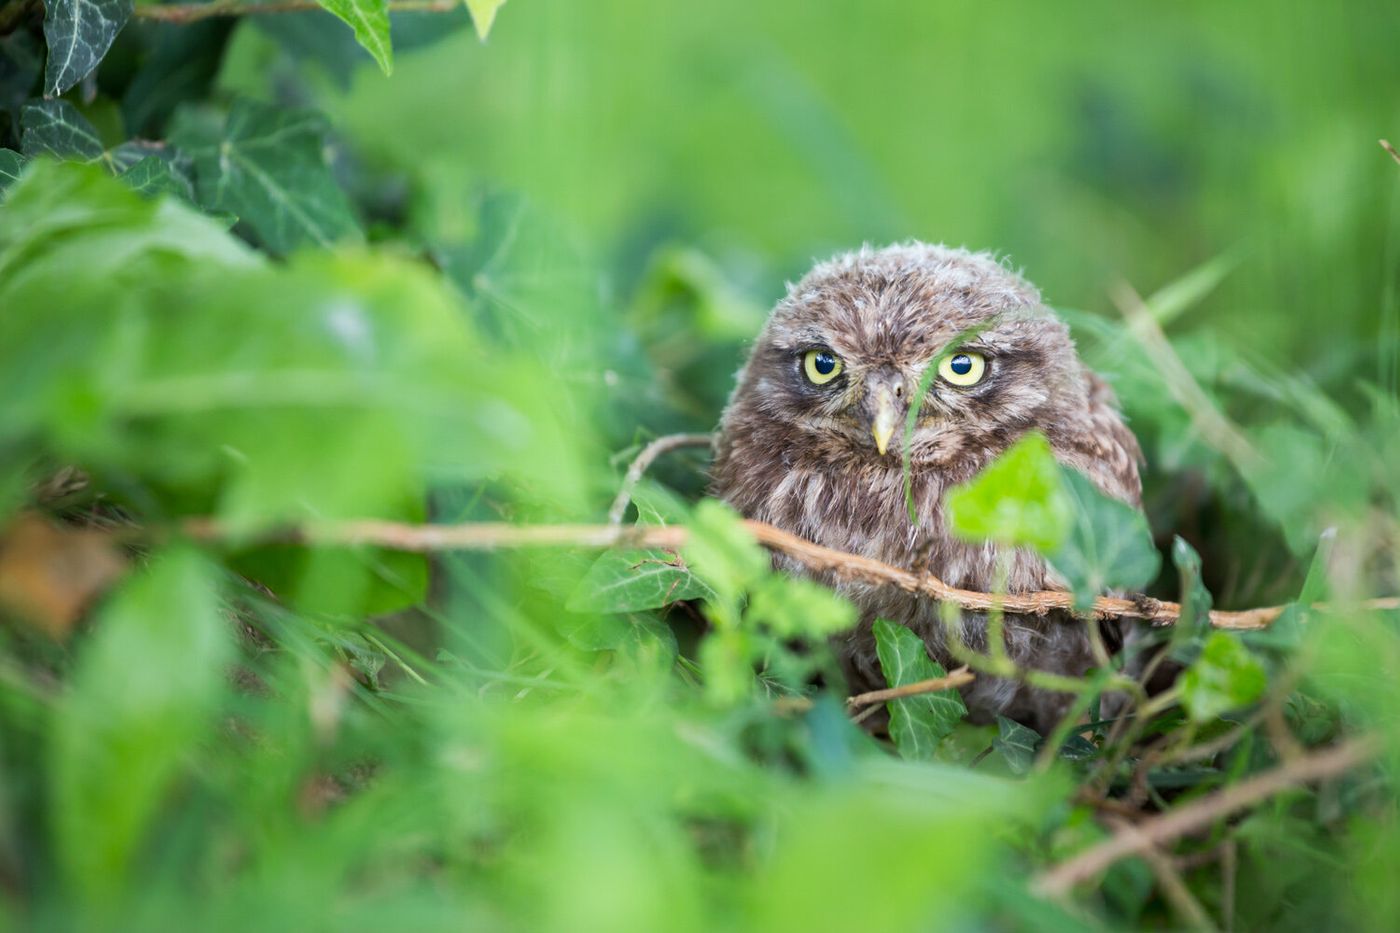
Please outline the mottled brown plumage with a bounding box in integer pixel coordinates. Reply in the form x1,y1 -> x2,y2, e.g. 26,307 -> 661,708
712,243 -> 1143,733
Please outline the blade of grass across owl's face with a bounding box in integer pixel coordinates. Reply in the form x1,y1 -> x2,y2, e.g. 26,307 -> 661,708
901,320 -> 997,523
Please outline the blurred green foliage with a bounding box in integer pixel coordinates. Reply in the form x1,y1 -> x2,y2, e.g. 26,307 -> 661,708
0,3 -> 1398,931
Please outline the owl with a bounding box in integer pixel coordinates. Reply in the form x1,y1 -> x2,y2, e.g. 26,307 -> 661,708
711,242 -> 1143,734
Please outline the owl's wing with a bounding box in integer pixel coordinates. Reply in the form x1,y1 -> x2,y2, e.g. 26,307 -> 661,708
1062,372 -> 1145,508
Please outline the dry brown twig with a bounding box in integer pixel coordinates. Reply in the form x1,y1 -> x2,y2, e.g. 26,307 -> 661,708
132,0 -> 457,23
607,433 -> 713,525
1381,139 -> 1400,166
181,515 -> 1400,630
1033,736 -> 1379,898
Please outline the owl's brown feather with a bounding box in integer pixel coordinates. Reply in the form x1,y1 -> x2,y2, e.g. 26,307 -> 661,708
711,243 -> 1144,733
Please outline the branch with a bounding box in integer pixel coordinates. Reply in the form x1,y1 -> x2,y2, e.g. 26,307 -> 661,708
844,666 -> 974,708
1382,139 -> 1400,166
132,0 -> 457,23
178,517 -> 1400,629
607,433 -> 713,525
1033,736 -> 1379,898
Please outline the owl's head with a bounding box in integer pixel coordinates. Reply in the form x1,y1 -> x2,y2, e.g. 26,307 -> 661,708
728,242 -> 1089,466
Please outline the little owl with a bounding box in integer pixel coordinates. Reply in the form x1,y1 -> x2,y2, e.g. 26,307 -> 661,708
711,242 -> 1143,733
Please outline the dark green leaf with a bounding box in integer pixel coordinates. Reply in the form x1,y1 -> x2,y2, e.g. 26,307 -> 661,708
947,431 -> 1072,554
170,98 -> 362,253
0,149 -> 27,194
117,155 -> 195,201
1050,469 -> 1161,610
316,0 -> 394,74
993,715 -> 1039,774
20,100 -> 104,161
1170,536 -> 1213,660
873,619 -> 968,760
567,548 -> 716,613
42,0 -> 133,96
1180,631 -> 1268,722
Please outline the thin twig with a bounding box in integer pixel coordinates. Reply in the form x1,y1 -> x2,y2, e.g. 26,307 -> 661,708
844,667 -> 974,707
1382,139 -> 1400,166
1105,816 -> 1218,931
607,433 -> 713,525
177,517 -> 1400,629
132,0 -> 456,22
1033,736 -> 1379,898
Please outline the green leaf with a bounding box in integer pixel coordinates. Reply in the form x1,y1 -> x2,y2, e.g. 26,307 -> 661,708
118,155 -> 195,201
993,715 -> 1040,774
0,149 -> 27,194
316,0 -> 394,75
946,431 -> 1072,554
20,100 -> 104,161
1169,536 -> 1213,659
747,576 -> 856,639
566,548 -> 716,613
50,547 -> 231,903
170,98 -> 362,254
42,0 -> 134,96
872,619 -> 968,760
1050,469 -> 1161,610
1180,631 -> 1268,722
464,0 -> 507,39
682,498 -> 770,608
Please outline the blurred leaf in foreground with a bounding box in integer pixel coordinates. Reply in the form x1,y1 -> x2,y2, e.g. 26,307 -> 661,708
49,547 -> 230,904
873,619 -> 967,760
947,431 -> 1072,554
1180,631 -> 1267,722
567,548 -> 715,613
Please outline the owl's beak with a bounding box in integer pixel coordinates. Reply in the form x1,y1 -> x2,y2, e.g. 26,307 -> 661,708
868,383 -> 901,456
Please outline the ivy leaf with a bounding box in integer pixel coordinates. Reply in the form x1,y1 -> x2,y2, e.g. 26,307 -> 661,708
947,431 -> 1073,554
1180,631 -> 1268,722
993,715 -> 1040,774
20,100 -> 104,162
873,619 -> 968,760
566,548 -> 715,613
170,99 -> 363,254
1169,536 -> 1213,660
0,149 -> 27,194
316,0 -> 394,75
42,0 -> 133,96
118,156 -> 195,201
1050,469 -> 1161,610
464,0 -> 507,40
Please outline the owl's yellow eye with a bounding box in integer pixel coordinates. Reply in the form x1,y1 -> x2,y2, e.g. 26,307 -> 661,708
803,348 -> 844,385
937,351 -> 987,387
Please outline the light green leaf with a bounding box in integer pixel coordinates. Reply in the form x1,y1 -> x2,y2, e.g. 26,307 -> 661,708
993,715 -> 1039,774
1180,631 -> 1268,722
1169,536 -> 1213,659
947,431 -> 1072,554
50,547 -> 231,903
0,149 -> 27,194
567,548 -> 716,613
872,619 -> 968,760
747,576 -> 856,639
682,498 -> 770,608
316,0 -> 394,75
1141,248 -> 1242,327
1050,469 -> 1161,610
42,0 -> 133,96
20,100 -> 104,161
464,0 -> 507,39
170,98 -> 363,254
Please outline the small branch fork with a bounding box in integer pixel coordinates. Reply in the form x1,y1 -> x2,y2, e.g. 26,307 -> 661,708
180,515 -> 1399,630
1033,736 -> 1379,898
